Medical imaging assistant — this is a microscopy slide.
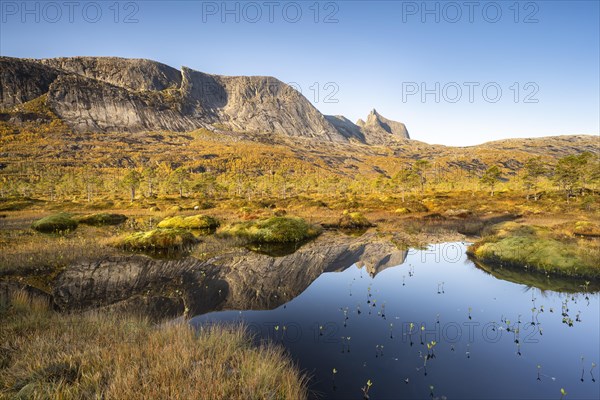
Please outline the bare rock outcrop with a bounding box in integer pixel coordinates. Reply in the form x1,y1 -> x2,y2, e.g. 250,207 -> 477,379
47,74 -> 201,132
359,108 -> 410,143
1,56 -> 346,141
325,115 -> 366,142
328,109 -> 410,145
1,56 -> 412,143
0,58 -> 59,107
180,67 -> 343,140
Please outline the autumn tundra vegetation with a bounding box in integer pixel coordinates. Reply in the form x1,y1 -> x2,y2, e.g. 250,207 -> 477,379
0,96 -> 599,398
0,291 -> 308,399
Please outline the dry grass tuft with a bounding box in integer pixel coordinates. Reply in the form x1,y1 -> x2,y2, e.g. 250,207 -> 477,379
0,292 -> 308,399
0,227 -> 114,276
338,211 -> 373,229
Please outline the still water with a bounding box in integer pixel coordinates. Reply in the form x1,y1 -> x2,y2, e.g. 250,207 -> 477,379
191,243 -> 600,399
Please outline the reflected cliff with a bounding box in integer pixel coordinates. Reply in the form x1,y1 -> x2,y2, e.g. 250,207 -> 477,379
470,257 -> 600,293
49,233 -> 409,319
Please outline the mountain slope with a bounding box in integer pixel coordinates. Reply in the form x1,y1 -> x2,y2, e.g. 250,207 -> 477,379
1,55 -> 595,180
0,56 -> 346,141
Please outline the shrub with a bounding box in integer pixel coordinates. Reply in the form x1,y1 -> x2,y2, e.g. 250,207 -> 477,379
443,209 -> 473,219
115,229 -> 198,255
405,200 -> 429,213
77,213 -> 128,226
273,209 -> 287,217
238,207 -> 259,220
157,215 -> 220,230
190,201 -> 215,210
338,211 -> 373,229
221,217 -> 321,243
31,213 -> 78,233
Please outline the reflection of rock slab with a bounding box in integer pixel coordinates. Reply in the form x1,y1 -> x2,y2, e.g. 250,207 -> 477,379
50,233 -> 409,318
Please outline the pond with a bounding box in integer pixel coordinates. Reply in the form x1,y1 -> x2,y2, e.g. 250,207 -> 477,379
190,242 -> 600,399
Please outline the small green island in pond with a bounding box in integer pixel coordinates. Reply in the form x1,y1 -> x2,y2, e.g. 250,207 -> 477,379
468,221 -> 600,279
220,216 -> 322,243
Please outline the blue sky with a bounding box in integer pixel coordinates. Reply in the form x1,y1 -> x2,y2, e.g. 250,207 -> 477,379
1,0 -> 599,145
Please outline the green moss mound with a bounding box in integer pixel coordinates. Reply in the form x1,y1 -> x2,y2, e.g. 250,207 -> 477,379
116,229 -> 199,254
221,217 -> 322,243
157,215 -> 220,230
77,213 -> 128,226
469,222 -> 599,279
338,211 -> 373,229
31,213 -> 78,233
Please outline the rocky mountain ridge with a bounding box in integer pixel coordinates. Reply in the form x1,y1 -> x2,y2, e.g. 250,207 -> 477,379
0,56 -> 409,144
327,109 -> 410,145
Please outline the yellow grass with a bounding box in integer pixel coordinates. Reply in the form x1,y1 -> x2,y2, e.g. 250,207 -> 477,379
0,292 -> 308,399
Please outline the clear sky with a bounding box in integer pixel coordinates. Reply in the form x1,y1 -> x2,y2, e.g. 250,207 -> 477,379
1,0 -> 599,145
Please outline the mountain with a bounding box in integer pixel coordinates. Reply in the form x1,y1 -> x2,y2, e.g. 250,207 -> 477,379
0,56 -> 349,142
324,115 -> 366,142
328,109 -> 410,145
1,55 -> 595,176
357,109 -> 410,143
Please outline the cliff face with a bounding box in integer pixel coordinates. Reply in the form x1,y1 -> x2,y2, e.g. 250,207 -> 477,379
46,74 -> 200,132
0,56 -> 412,143
328,109 -> 410,145
358,109 -> 410,143
1,56 -> 346,141
325,115 -> 366,142
0,58 -> 59,107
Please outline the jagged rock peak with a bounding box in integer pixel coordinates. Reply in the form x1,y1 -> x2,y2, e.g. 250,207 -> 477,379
360,108 -> 410,141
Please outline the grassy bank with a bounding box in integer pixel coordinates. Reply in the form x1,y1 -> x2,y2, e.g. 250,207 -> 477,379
157,214 -> 220,230
0,292 -> 307,399
113,228 -> 199,255
468,222 -> 600,279
220,217 -> 322,243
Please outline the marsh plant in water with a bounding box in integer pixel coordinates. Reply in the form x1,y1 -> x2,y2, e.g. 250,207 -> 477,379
361,379 -> 373,399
